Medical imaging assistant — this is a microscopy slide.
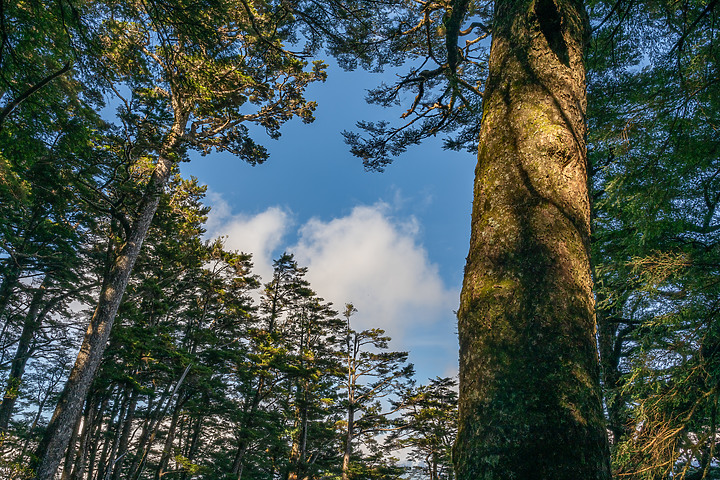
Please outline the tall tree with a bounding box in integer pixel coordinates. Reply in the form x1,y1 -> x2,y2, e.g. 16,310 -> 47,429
392,376 -> 457,480
32,1 -> 325,477
347,0 -> 611,476
588,0 -> 720,475
339,305 -> 414,480
453,0 -> 610,476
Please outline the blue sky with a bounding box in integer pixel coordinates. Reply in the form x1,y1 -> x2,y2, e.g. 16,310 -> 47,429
180,61 -> 476,382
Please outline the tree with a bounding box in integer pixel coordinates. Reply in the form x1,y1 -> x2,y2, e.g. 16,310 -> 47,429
348,0 -> 611,476
587,0 -> 720,475
392,377 -> 457,480
453,0 -> 610,476
339,304 -> 414,480
31,0 -> 325,477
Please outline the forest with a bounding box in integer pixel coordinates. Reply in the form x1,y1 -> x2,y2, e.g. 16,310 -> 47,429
0,0 -> 718,479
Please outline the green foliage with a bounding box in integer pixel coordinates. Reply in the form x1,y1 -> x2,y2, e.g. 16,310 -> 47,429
340,0 -> 491,170
392,377 -> 457,480
588,0 -> 720,476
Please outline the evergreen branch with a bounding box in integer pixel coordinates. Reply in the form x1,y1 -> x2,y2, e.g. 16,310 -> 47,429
0,61 -> 72,131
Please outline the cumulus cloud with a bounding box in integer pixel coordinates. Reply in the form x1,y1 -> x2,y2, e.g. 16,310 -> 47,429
290,203 -> 458,343
205,195 -> 459,375
204,192 -> 290,282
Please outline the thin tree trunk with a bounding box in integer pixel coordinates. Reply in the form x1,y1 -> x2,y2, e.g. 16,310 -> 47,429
155,399 -> 182,480
341,407 -> 354,480
85,395 -> 111,480
0,278 -> 47,433
110,389 -> 137,480
453,0 -> 610,478
130,364 -> 192,480
96,390 -> 128,480
66,395 -> 106,480
596,298 -> 630,445
94,394 -> 121,480
33,115 -> 188,480
230,363 -> 269,479
179,415 -> 202,480
0,260 -> 21,345
126,390 -> 161,479
98,387 -> 132,480
60,401 -> 88,480
0,281 -> 89,433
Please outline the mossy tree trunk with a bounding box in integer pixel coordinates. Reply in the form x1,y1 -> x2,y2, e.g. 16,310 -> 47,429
453,0 -> 610,478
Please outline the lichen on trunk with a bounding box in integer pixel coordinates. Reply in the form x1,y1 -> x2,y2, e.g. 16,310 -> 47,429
453,0 -> 610,478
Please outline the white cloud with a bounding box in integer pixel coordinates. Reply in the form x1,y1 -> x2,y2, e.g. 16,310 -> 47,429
290,203 -> 458,343
204,192 -> 290,282
204,195 -> 459,376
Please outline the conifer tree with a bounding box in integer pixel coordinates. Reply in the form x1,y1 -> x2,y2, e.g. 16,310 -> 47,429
31,1 -> 325,477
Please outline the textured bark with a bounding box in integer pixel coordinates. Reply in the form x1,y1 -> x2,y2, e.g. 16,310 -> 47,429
33,116 -> 187,480
453,0 -> 610,478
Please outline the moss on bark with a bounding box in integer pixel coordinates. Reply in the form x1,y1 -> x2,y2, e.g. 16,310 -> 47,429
454,0 -> 610,478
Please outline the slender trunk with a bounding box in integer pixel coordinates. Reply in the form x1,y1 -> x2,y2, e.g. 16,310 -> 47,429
60,401 -> 88,480
179,415 -> 201,480
97,387 -> 131,480
453,0 -> 610,478
126,391 -> 160,479
96,390 -> 127,480
110,389 -> 137,480
0,282 -> 91,433
66,395 -> 106,480
0,260 -> 21,346
94,396 -> 121,480
130,365 -> 191,480
596,299 -> 628,445
341,407 -> 354,480
0,278 -> 47,432
85,396 -> 111,480
0,259 -> 20,316
155,400 -> 182,480
234,444 -> 253,480
297,393 -> 309,480
19,382 -> 52,459
32,116 -> 187,480
230,367 -> 268,479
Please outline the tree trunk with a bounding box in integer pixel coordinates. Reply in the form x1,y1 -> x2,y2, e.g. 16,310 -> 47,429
596,299 -> 629,446
33,115 -> 187,480
110,389 -> 138,480
94,394 -> 122,480
155,400 -> 182,480
85,396 -> 111,480
179,415 -> 202,480
341,407 -> 354,480
453,0 -> 610,478
0,278 -> 47,433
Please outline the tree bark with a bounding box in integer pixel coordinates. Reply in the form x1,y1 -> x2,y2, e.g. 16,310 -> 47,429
33,115 -> 187,480
453,0 -> 610,478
